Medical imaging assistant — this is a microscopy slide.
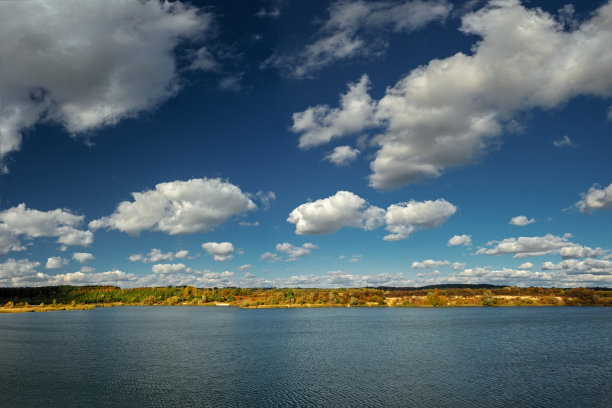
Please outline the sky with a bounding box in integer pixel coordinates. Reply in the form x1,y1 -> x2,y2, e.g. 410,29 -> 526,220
0,0 -> 611,289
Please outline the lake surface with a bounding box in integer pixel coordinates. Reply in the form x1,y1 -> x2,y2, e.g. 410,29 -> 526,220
0,306 -> 610,407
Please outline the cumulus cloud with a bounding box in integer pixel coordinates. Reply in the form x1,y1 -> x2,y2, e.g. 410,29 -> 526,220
292,75 -> 379,148
575,183 -> 612,213
292,1 -> 612,189
264,0 -> 452,77
129,249 -> 175,263
287,191 -> 384,235
475,233 -> 603,259
553,135 -> 577,148
324,145 -> 361,166
559,246 -> 604,259
0,204 -> 93,256
0,0 -> 215,171
451,262 -> 466,270
384,199 -> 456,241
276,242 -> 318,261
288,191 -> 455,240
510,215 -> 535,226
202,242 -> 235,262
175,250 -> 189,259
151,263 -> 187,274
45,256 -> 69,270
260,252 -> 281,263
90,178 -> 256,235
518,262 -> 534,270
72,252 -> 95,263
412,259 -> 450,269
0,257 -> 139,287
541,258 -> 612,275
448,234 -> 472,246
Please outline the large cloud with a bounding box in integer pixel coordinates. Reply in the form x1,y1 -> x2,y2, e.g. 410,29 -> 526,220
287,191 -> 385,235
265,0 -> 452,77
384,199 -> 456,241
575,183 -> 612,213
287,191 -> 455,240
0,204 -> 93,256
0,0 -> 214,171
292,0 -> 612,189
90,178 -> 256,235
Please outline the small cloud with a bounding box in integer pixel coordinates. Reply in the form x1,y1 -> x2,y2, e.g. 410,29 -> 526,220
46,256 -> 69,269
238,264 -> 252,272
448,234 -> 472,247
218,73 -> 244,91
175,250 -> 189,259
255,191 -> 276,210
239,221 -> 260,227
510,215 -> 535,226
72,252 -> 95,263
202,242 -> 235,262
553,135 -> 577,148
518,262 -> 534,270
260,252 -> 280,263
324,146 -> 360,166
255,8 -> 281,19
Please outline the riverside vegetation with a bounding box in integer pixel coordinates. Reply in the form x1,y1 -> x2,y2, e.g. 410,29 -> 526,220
0,285 -> 610,313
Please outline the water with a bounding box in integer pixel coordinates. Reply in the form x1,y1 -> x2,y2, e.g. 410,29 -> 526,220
0,306 -> 610,407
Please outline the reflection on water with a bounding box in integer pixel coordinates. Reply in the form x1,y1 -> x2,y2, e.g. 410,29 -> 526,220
1,307 -> 610,407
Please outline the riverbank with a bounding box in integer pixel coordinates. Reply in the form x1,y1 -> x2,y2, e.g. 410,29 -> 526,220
1,290 -> 610,313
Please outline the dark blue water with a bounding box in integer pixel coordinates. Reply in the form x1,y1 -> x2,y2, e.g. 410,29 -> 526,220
0,307 -> 610,407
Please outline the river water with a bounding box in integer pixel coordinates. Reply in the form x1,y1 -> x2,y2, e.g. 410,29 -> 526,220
1,306 -> 610,407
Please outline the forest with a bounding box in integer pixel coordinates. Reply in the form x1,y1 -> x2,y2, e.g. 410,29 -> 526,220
1,285 -> 611,312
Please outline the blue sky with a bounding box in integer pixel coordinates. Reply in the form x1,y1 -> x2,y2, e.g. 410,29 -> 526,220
1,0 -> 611,288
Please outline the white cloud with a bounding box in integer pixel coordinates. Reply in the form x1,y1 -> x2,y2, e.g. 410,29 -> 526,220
90,178 -> 256,235
542,258 -> 612,275
324,145 -> 360,166
451,262 -> 466,270
292,1 -> 612,189
175,250 -> 189,259
202,242 -> 235,262
475,233 -> 597,258
151,263 -> 187,274
510,215 -> 535,226
384,199 -> 456,241
0,204 -> 93,256
575,183 -> 612,213
518,262 -> 534,270
448,234 -> 472,246
288,190 -> 384,235
238,264 -> 252,272
276,242 -> 318,261
72,252 -> 95,263
559,246 -> 604,259
259,252 -> 280,263
265,0 -> 452,77
553,135 -> 577,148
288,191 -> 454,240
0,0 -> 214,170
412,259 -> 450,269
292,75 -> 378,148
45,256 -> 68,270
128,254 -> 144,262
